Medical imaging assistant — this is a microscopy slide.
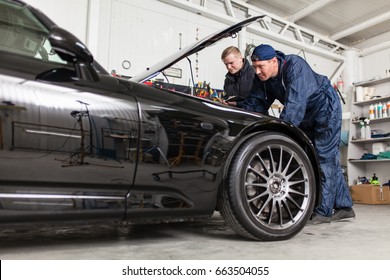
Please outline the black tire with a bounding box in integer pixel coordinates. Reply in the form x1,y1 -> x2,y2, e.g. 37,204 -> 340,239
218,131 -> 316,241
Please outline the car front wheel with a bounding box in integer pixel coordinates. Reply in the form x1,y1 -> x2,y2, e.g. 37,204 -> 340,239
218,131 -> 316,241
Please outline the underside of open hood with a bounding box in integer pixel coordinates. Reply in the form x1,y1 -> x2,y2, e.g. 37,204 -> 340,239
130,15 -> 264,83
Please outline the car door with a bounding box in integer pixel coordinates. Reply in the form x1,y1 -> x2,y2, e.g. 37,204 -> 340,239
0,2 -> 138,222
0,72 -> 139,218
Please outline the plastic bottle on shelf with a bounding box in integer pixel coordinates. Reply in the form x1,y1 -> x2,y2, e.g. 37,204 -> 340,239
369,104 -> 375,119
374,103 -> 378,118
378,102 -> 383,118
387,101 -> 390,117
365,123 -> 371,139
383,103 -> 388,118
360,124 -> 366,139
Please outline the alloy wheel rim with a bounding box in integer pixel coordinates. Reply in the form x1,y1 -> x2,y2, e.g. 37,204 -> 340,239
244,144 -> 310,229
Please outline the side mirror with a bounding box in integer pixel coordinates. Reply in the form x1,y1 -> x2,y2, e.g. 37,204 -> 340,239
48,26 -> 99,81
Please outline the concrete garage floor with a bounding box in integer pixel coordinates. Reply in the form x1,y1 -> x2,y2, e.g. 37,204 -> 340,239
0,204 -> 389,260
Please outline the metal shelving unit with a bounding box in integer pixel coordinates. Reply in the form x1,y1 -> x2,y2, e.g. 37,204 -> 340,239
347,78 -> 390,186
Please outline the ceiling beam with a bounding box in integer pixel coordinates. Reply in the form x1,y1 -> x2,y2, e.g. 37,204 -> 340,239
288,0 -> 336,22
360,40 -> 390,57
159,0 -> 347,61
225,0 -> 235,17
331,10 -> 390,40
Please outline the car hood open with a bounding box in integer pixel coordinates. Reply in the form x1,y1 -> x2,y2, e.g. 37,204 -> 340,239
130,15 -> 264,83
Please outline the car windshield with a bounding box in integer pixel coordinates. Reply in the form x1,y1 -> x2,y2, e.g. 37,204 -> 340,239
0,0 -> 66,64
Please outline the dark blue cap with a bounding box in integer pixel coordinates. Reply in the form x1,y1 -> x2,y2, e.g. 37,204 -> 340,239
251,44 -> 276,61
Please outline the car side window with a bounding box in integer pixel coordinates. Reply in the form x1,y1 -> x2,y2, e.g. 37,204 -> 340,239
0,1 -> 67,65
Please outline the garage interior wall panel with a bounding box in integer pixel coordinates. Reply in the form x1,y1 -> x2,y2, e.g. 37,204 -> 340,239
360,49 -> 390,81
108,0 -> 234,88
108,0 -> 188,77
26,0 -> 347,90
85,0 -> 112,68
26,0 -> 89,45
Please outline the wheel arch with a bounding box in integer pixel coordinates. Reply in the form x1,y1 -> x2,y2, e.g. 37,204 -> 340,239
222,119 -> 322,207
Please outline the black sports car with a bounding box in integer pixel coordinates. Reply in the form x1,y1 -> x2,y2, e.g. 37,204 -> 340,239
0,0 -> 321,241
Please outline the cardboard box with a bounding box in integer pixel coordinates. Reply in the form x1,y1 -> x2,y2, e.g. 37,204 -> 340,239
350,184 -> 390,205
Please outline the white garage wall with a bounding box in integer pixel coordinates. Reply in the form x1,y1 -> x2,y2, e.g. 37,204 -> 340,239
104,0 -> 341,88
25,0 -> 89,44
25,0 -> 346,89
360,49 -> 390,82
108,0 -> 223,78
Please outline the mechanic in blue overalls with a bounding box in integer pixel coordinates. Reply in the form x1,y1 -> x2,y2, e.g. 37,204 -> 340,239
240,44 -> 355,224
